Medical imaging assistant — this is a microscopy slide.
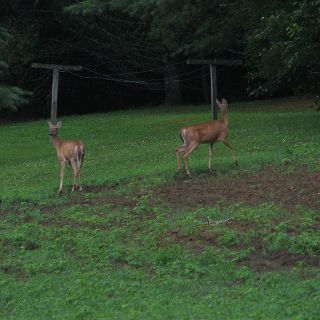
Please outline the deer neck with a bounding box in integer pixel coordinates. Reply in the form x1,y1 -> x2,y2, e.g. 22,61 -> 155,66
221,110 -> 228,126
51,135 -> 63,149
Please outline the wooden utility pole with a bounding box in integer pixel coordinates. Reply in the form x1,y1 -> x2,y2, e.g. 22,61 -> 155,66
31,63 -> 82,123
187,59 -> 242,120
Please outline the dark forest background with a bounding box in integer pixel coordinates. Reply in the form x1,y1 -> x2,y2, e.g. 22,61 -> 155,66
1,0 -> 320,119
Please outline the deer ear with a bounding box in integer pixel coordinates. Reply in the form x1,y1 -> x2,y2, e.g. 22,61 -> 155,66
47,121 -> 53,128
221,98 -> 227,105
216,99 -> 222,109
56,121 -> 62,128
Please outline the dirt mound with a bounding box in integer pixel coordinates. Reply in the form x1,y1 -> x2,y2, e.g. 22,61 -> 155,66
159,228 -> 320,271
155,166 -> 320,211
243,249 -> 320,272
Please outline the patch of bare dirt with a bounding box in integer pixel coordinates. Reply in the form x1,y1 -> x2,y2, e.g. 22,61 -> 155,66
155,166 -> 320,211
1,265 -> 28,280
242,244 -> 320,272
245,250 -> 320,272
225,220 -> 258,233
39,219 -> 112,230
159,229 -> 218,254
238,237 -> 320,272
39,193 -> 138,215
161,229 -> 320,272
0,182 -> 139,218
0,197 -> 126,220
0,204 -> 24,217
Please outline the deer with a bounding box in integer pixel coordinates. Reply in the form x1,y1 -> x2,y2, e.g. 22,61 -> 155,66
175,98 -> 238,178
47,121 -> 85,194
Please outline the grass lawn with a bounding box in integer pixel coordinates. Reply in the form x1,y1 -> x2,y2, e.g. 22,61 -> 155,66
0,96 -> 320,319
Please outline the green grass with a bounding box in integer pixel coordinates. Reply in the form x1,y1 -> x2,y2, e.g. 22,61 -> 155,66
1,97 -> 320,319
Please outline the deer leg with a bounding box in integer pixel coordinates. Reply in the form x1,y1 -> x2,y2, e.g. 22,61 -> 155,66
77,167 -> 83,191
183,143 -> 198,178
208,143 -> 213,172
58,160 -> 65,195
70,159 -> 78,192
222,141 -> 239,167
77,153 -> 84,191
176,144 -> 186,172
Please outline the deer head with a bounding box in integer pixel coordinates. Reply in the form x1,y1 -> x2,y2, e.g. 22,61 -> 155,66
216,98 -> 228,112
48,121 -> 62,137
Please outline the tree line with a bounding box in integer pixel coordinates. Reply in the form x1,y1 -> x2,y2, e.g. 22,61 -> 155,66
0,0 -> 319,116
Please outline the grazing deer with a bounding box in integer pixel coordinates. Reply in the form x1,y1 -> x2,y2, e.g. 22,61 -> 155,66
175,98 -> 238,178
48,121 -> 85,194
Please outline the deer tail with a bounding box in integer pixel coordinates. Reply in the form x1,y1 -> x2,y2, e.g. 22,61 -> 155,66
76,145 -> 84,169
180,128 -> 188,146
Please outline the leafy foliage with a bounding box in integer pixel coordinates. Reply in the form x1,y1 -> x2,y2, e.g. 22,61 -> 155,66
246,1 -> 320,96
0,26 -> 31,111
0,86 -> 31,111
1,0 -> 320,112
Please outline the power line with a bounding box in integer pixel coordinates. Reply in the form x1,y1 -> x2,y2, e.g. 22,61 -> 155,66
64,67 -> 203,86
82,61 -> 188,77
59,61 -> 240,91
81,64 -> 202,82
46,59 -> 243,94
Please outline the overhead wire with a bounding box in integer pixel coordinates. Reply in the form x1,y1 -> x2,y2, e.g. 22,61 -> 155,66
52,12 -> 163,69
81,64 -> 201,81
58,60 -> 242,92
81,61 -> 188,77
64,66 -> 200,85
26,7 -> 243,90
29,52 -> 242,94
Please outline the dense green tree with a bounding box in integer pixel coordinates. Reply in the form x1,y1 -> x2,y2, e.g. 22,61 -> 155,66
65,0 -> 254,104
0,26 -> 31,111
66,0 -> 183,104
1,0 -> 320,115
246,1 -> 320,97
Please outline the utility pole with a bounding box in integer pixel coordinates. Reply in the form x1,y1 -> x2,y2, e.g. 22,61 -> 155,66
187,59 -> 242,120
31,63 -> 82,123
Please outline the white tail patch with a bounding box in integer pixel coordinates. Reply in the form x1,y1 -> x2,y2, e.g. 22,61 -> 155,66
76,145 -> 82,168
181,128 -> 188,146
74,145 -> 78,167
